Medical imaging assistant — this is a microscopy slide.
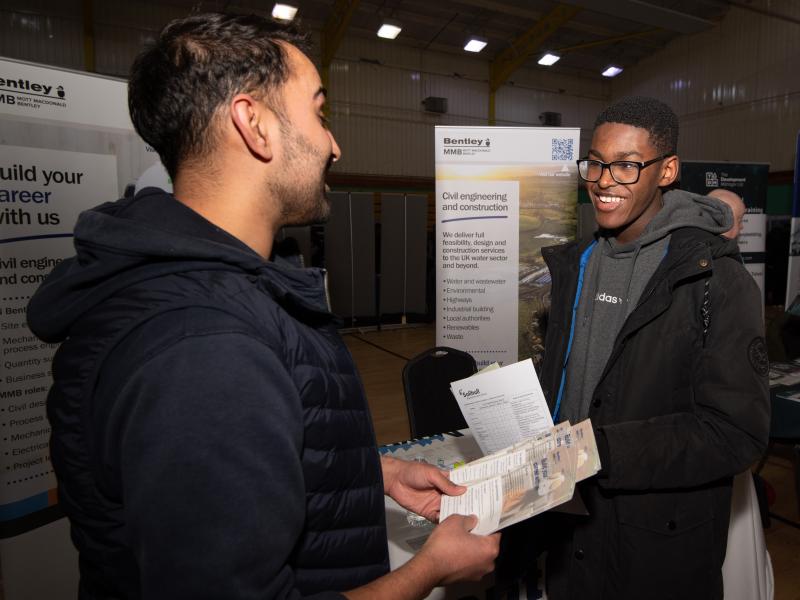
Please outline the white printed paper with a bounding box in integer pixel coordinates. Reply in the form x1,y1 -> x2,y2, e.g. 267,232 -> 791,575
450,358 -> 553,455
450,449 -> 528,485
440,477 -> 503,536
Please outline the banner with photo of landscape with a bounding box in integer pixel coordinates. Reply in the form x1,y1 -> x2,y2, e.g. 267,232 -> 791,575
434,126 -> 580,368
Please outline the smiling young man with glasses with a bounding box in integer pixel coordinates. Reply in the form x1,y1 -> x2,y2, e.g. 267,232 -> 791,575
524,96 -> 770,599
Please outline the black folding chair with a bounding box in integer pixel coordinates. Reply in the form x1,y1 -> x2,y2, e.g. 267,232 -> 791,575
402,346 -> 477,438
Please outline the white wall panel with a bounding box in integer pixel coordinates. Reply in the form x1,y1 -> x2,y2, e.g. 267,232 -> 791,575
339,36 -> 427,71
331,111 -> 436,177
494,84 -> 601,156
94,25 -> 148,77
338,36 -> 486,81
506,67 -> 611,101
1,0 -> 80,17
330,59 -> 421,113
424,73 -> 487,120
0,8 -> 83,71
94,0 -> 186,31
93,1 -> 190,77
613,3 -> 800,171
328,34 -> 606,177
422,50 -> 487,82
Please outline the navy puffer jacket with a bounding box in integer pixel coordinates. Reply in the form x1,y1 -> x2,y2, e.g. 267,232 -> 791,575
27,189 -> 389,599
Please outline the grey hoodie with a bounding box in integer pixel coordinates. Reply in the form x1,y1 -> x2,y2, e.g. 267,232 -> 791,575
559,190 -> 733,423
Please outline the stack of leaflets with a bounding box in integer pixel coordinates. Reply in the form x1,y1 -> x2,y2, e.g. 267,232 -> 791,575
768,359 -> 800,387
440,420 -> 601,534
439,359 -> 602,535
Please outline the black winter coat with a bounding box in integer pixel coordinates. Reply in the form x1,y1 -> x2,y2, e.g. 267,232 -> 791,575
27,190 -> 389,599
536,227 -> 770,600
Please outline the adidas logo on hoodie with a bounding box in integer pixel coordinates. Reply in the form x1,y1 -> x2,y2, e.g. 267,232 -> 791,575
595,292 -> 623,305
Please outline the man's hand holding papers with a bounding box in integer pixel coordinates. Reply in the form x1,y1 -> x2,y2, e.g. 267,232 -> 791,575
416,515 -> 501,584
382,455 -> 466,522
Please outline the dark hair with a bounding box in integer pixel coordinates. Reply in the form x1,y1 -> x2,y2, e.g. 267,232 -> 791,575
594,96 -> 679,155
128,13 -> 309,178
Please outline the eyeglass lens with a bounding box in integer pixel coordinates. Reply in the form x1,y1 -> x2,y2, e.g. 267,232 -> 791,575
579,160 -> 640,184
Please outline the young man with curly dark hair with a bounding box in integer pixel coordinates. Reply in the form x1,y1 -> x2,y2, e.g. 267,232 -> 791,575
27,12 -> 499,600
524,96 -> 769,600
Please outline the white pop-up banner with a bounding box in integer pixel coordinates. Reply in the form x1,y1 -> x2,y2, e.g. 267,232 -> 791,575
1,57 -> 158,600
435,126 -> 580,368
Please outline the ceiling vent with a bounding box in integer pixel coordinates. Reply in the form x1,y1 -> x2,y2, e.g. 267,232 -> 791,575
539,111 -> 562,126
422,96 -> 448,114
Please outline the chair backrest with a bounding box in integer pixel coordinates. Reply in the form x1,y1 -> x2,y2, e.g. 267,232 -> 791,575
402,346 -> 477,438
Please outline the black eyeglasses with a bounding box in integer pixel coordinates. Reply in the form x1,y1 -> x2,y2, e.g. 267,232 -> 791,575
576,153 -> 673,184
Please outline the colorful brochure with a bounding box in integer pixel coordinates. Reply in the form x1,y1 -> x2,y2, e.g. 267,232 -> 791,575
440,419 -> 601,534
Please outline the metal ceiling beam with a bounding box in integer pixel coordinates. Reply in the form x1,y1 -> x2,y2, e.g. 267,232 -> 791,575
373,6 -> 528,44
559,0 -> 714,34
726,0 -> 800,27
487,4 -> 580,125
329,24 -> 635,84
327,0 -> 662,55
555,27 -> 659,53
449,0 -> 618,38
489,4 -> 581,92
321,0 -> 361,89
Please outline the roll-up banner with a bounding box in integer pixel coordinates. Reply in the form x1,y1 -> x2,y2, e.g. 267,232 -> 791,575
681,161 -> 769,302
434,126 -> 580,368
1,57 -> 158,599
785,132 -> 800,308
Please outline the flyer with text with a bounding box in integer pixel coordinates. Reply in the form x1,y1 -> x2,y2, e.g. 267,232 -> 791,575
435,126 -> 580,368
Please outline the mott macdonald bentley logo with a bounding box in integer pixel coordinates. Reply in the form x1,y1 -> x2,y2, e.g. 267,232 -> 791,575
0,76 -> 67,110
442,137 -> 492,156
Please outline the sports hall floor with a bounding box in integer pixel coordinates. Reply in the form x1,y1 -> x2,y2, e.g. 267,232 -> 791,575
343,324 -> 800,600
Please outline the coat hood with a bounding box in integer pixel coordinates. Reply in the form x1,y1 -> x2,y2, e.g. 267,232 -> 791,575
604,188 -> 733,255
652,188 -> 732,237
27,189 -> 328,343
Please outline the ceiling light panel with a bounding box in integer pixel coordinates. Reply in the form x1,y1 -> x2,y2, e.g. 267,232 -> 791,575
377,20 -> 402,39
538,53 -> 560,66
272,4 -> 298,21
464,37 -> 488,53
602,66 -> 623,77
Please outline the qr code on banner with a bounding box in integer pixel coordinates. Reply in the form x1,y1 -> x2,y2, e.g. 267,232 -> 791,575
552,138 -> 574,161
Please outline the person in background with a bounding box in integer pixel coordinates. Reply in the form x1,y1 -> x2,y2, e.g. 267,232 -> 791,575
27,13 -> 498,600
709,188 -> 746,239
524,96 -> 769,600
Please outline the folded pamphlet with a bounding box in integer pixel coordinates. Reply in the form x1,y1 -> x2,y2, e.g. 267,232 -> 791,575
440,419 -> 601,535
